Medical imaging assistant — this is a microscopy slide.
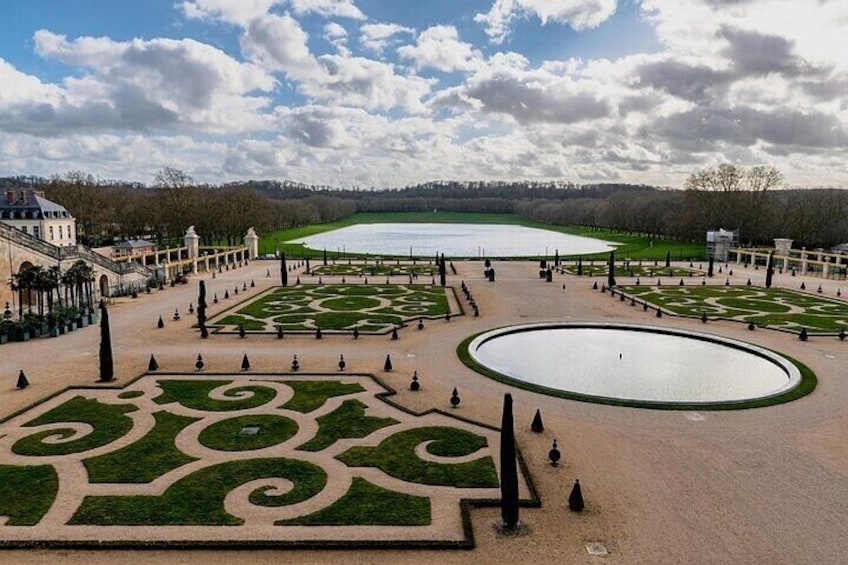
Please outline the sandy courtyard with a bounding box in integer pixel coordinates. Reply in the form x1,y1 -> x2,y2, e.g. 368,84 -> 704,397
2,259 -> 847,565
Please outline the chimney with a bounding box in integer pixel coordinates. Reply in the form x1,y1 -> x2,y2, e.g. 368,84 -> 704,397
5,191 -> 14,205
20,190 -> 27,205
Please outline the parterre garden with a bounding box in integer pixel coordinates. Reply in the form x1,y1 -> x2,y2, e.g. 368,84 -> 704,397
211,284 -> 452,334
0,374 -> 527,547
309,261 -> 437,277
618,285 -> 848,333
563,262 -> 706,278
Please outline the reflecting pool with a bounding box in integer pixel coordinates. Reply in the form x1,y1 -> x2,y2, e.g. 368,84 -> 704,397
287,223 -> 616,257
468,323 -> 801,405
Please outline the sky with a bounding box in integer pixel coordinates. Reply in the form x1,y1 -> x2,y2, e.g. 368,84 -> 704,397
0,0 -> 847,188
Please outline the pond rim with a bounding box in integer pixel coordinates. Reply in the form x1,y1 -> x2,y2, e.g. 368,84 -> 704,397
459,322 -> 815,410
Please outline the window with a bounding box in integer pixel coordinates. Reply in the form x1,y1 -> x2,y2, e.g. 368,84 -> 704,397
49,226 -> 54,240
33,226 -> 40,239
59,225 -> 63,239
21,226 -> 28,234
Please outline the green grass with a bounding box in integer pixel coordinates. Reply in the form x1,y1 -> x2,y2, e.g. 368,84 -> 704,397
338,426 -> 499,487
70,458 -> 328,526
198,414 -> 298,451
261,212 -> 705,261
0,465 -> 58,525
619,286 -> 848,333
298,399 -> 398,452
13,397 -> 137,456
457,332 -> 818,411
278,477 -> 430,526
84,411 -> 199,483
281,381 -> 365,413
153,380 -> 278,411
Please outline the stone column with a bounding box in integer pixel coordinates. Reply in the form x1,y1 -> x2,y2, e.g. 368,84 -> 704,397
244,228 -> 259,260
801,247 -> 808,275
184,226 -> 199,260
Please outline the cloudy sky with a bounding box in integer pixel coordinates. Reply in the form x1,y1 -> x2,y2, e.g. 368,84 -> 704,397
1,0 -> 847,188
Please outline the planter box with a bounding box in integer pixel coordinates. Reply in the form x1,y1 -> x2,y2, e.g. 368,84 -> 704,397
70,322 -> 78,332
50,327 -> 60,338
0,333 -> 8,345
58,324 -> 66,335
77,317 -> 87,328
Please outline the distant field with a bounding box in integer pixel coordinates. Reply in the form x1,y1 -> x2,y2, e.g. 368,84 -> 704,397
260,212 -> 705,261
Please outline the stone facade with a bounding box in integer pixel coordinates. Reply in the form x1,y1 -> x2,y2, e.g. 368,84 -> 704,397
1,190 -> 76,247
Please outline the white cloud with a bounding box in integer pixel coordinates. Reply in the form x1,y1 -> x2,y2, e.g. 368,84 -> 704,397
398,25 -> 482,73
240,13 -> 323,80
476,0 -> 618,44
359,23 -> 415,54
289,0 -> 365,20
179,0 -> 280,26
4,30 -> 276,135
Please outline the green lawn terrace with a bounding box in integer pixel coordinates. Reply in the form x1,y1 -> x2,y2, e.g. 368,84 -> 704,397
0,373 -> 534,548
562,260 -> 706,278
617,285 -> 848,334
210,284 -> 456,335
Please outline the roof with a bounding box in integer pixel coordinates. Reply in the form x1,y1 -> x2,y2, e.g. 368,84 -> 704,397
115,239 -> 155,249
0,190 -> 73,220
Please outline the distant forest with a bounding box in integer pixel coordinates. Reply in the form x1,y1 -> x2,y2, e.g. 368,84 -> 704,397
2,170 -> 846,249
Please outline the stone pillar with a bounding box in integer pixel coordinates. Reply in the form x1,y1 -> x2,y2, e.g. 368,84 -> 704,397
801,247 -> 808,275
184,226 -> 200,260
823,260 -> 830,279
244,228 -> 259,260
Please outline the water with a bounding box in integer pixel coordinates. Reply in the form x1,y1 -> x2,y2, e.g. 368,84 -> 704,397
287,223 -> 616,257
469,324 -> 800,404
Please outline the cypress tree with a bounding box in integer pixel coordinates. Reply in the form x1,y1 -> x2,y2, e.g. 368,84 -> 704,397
765,253 -> 774,288
607,250 -> 616,288
281,253 -> 288,287
323,248 -> 328,265
500,393 -> 520,530
577,256 -> 583,276
198,280 -> 208,339
439,253 -> 446,287
99,303 -> 114,382
708,256 -> 714,277
665,250 -> 671,268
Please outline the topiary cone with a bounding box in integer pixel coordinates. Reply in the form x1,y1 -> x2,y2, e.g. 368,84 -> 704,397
568,479 -> 584,512
383,354 -> 393,372
531,409 -> 544,433
391,328 -> 398,340
241,354 -> 250,371
157,315 -> 164,329
16,370 -> 29,389
195,354 -> 204,371
148,354 -> 159,371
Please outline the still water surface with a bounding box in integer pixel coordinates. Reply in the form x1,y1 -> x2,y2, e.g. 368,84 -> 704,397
469,324 -> 800,404
288,223 -> 616,257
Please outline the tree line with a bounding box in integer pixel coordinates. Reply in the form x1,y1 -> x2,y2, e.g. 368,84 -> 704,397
4,164 -> 847,249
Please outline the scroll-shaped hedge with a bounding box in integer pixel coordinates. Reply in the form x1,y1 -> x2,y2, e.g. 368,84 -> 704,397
70,457 -> 327,525
13,396 -> 137,456
337,426 -> 498,488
